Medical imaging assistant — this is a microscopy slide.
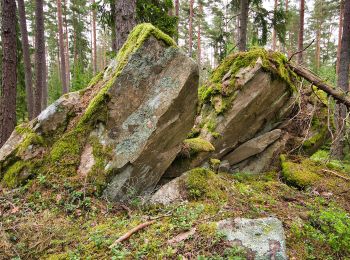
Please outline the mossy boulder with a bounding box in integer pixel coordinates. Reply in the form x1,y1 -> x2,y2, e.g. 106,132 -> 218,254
150,167 -> 229,204
164,49 -> 298,178
0,23 -> 199,201
280,155 -> 321,189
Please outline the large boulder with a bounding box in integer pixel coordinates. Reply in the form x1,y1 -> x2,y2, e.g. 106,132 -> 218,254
163,50 -> 298,178
0,24 -> 199,201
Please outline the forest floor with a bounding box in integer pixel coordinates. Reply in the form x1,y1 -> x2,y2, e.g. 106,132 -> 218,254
1,151 -> 350,259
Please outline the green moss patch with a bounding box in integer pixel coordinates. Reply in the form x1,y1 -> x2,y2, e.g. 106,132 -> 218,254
199,48 -> 297,113
281,155 -> 321,189
184,168 -> 228,201
183,137 -> 215,155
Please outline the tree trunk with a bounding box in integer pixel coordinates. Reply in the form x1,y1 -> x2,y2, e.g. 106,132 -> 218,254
331,0 -> 350,159
238,0 -> 249,51
115,0 -> 136,51
57,0 -> 68,94
197,1 -> 202,67
175,0 -> 179,44
272,0 -> 278,50
336,0 -> 344,74
297,0 -> 305,64
17,0 -> 34,120
189,0 -> 194,57
33,0 -> 45,116
42,46 -> 48,109
92,0 -> 97,75
0,0 -> 17,147
111,0 -> 117,52
315,25 -> 321,71
64,0 -> 70,89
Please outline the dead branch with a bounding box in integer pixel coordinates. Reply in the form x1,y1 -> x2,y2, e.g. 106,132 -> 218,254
289,64 -> 350,108
109,220 -> 156,248
288,39 -> 315,62
120,204 -> 132,219
167,228 -> 196,245
321,169 -> 350,181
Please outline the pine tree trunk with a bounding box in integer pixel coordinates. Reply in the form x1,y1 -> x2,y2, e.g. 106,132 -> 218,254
238,0 -> 249,51
272,0 -> 278,50
17,0 -> 34,120
297,0 -> 305,64
175,0 -> 179,44
331,0 -> 350,159
33,0 -> 45,116
42,46 -> 48,108
64,0 -> 70,89
92,0 -> 97,75
197,1 -> 202,67
315,26 -> 321,71
57,0 -> 68,94
0,0 -> 17,147
188,0 -> 194,57
111,1 -> 117,52
336,0 -> 344,74
115,0 -> 136,51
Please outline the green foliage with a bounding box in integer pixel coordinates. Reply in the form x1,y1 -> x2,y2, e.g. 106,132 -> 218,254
305,206 -> 350,255
136,0 -> 178,37
311,150 -> 350,173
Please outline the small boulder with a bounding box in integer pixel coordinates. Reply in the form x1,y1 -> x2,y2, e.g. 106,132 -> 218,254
217,217 -> 287,260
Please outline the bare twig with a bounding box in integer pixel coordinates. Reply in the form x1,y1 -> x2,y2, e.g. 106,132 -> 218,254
120,204 -> 132,219
109,220 -> 156,248
321,169 -> 350,181
288,39 -> 315,62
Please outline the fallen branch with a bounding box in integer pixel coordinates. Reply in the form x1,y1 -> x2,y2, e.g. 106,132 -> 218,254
321,169 -> 350,181
167,228 -> 196,245
288,64 -> 350,108
109,220 -> 156,248
288,39 -> 315,62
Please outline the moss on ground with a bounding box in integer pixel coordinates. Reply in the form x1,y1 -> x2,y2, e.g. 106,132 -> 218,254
1,155 -> 350,259
184,168 -> 228,202
281,155 -> 321,189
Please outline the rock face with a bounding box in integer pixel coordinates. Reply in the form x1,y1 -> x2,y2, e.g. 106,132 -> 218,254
0,24 -> 199,201
164,50 -> 298,178
217,217 -> 287,260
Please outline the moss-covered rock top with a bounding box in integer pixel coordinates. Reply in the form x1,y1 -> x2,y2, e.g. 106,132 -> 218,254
198,48 -> 298,113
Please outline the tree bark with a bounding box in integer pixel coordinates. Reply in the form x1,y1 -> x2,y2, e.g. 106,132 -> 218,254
297,0 -> 305,64
175,0 -> 179,44
17,0 -> 34,120
92,0 -> 97,75
0,0 -> 17,147
33,0 -> 45,116
238,0 -> 249,51
315,25 -> 321,71
189,0 -> 194,57
331,0 -> 350,159
336,0 -> 344,74
111,0 -> 117,52
272,0 -> 278,50
42,45 -> 48,109
57,0 -> 68,94
115,0 -> 136,52
197,1 -> 202,67
64,0 -> 70,89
